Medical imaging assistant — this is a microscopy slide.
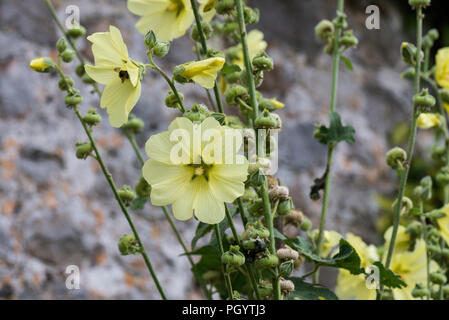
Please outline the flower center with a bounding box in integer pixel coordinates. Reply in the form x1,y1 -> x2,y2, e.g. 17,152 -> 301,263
194,167 -> 204,176
168,0 -> 184,16
118,70 -> 129,83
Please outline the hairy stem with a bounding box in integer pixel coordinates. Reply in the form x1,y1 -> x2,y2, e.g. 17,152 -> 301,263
214,223 -> 234,299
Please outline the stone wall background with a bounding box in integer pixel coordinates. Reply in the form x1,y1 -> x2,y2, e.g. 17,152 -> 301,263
0,0 -> 438,299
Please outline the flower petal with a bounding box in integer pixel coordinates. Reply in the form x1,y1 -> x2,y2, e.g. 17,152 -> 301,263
193,178 -> 225,224
84,65 -> 116,85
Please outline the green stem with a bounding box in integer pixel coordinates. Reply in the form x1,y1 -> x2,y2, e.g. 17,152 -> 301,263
237,198 -> 248,227
189,0 -> 224,113
214,223 -> 234,299
419,200 -> 431,300
385,6 -> 424,271
261,177 -> 281,300
314,0 -> 344,284
122,130 -> 145,165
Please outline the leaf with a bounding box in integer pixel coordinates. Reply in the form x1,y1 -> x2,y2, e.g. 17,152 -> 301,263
221,63 -> 241,75
188,245 -> 222,274
331,239 -> 364,275
372,261 -> 406,289
315,111 -> 356,146
340,56 -> 353,71
285,237 -> 330,264
273,229 -> 287,241
191,222 -> 213,250
288,277 -> 338,300
130,197 -> 147,211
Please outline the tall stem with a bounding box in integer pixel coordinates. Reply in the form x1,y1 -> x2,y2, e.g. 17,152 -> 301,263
385,7 -> 423,270
214,224 -> 234,298
189,0 -> 224,113
314,0 -> 344,283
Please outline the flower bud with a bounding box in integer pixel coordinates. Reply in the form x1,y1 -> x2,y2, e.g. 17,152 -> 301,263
135,176 -> 152,198
165,90 -> 184,109
83,108 -> 102,126
206,48 -> 225,59
118,185 -> 137,205
242,6 -> 259,25
440,89 -> 449,105
437,166 -> 449,185
270,113 -> 282,129
428,244 -> 441,255
66,26 -> 86,38
64,92 -> 83,106
294,255 -> 304,270
300,217 -> 312,231
29,57 -> 54,73
401,42 -> 423,66
340,30 -> 358,48
191,22 -> 212,42
221,245 -> 245,268
430,272 -> 447,285
315,19 -> 334,41
442,249 -> 449,260
269,185 -> 289,201
183,104 -> 209,122
122,114 -> 144,133
277,197 -> 293,216
386,147 -> 407,170
240,69 -> 264,88
280,278 -> 295,294
248,199 -> 263,217
252,52 -> 273,72
75,142 -> 92,160
254,110 -> 277,129
173,65 -> 189,84
414,89 -> 436,109
118,234 -> 140,255
215,0 -> 235,15
284,209 -> 304,228
428,29 -> 439,41
56,38 -> 68,53
391,196 -> 413,215
242,221 -> 270,239
153,41 -> 170,57
406,221 -> 423,237
242,188 -> 258,202
255,254 -> 279,269
61,50 -> 75,63
412,286 -> 429,298
400,67 -> 416,81
277,245 -> 299,261
279,260 -> 294,277
409,0 -> 431,9
58,76 -> 74,91
422,35 -> 434,49
75,64 -> 85,77
222,21 -> 239,35
224,84 -> 248,106
144,30 -> 157,51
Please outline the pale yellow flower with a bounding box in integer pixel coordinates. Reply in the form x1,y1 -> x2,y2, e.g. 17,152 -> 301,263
438,204 -> 449,246
383,225 -> 412,253
319,230 -> 342,258
417,113 -> 442,129
127,0 -> 194,41
198,0 -> 217,22
436,47 -> 449,89
233,30 -> 267,68
85,26 -> 142,128
176,57 -> 225,89
142,117 -> 248,224
336,233 -> 379,300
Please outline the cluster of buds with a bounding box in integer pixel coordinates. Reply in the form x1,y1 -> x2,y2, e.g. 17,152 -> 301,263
183,104 -> 210,122
144,30 -> 170,58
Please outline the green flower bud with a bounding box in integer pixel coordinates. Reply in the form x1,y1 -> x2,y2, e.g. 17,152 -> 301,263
135,176 -> 152,198
333,12 -> 348,29
210,112 -> 227,125
118,234 -> 140,255
252,52 -> 273,72
406,221 -> 423,237
153,41 -> 170,57
440,89 -> 449,105
428,28 -> 439,41
400,67 -> 416,81
165,90 -> 184,109
191,22 -> 212,42
224,71 -> 241,84
442,248 -> 449,260
409,0 -> 431,9
280,278 -> 295,294
242,6 -> 259,25
277,198 -> 293,216
386,147 -> 407,170
254,109 -> 277,129
66,26 -> 86,39
340,30 -> 358,48
315,19 -> 334,41
240,69 -> 264,88
411,286 -> 429,298
75,142 -> 92,160
56,38 -> 68,53
241,221 -> 270,239
422,35 -> 434,49
401,42 -> 423,66
206,48 -> 225,59
75,64 -> 85,77
215,0 -> 235,15
428,244 -> 441,255
270,113 -> 282,129
222,21 -> 239,35
242,188 -> 258,202
82,73 -> 96,84
221,245 -> 245,268
122,114 -> 144,133
300,217 -> 312,231
436,166 -> 449,185
211,21 -> 225,34
431,145 -> 446,164
414,89 -> 436,109
183,104 -> 209,122
64,92 -> 83,106
118,185 -> 137,205
144,30 -> 157,51
255,254 -> 279,269
391,196 -> 413,215
58,76 -> 74,91
284,209 -> 304,228
430,272 -> 447,285
83,108 -> 102,126
173,65 -> 189,84
61,49 -> 75,63
279,260 -> 294,277
224,84 -> 248,105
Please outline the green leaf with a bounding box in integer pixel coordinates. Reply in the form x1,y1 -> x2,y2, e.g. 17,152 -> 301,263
273,229 -> 287,241
188,245 -> 222,274
315,111 -> 356,146
288,277 -> 338,300
221,63 -> 241,75
331,239 -> 364,275
340,56 -> 353,71
130,197 -> 147,211
373,261 -> 406,289
191,222 -> 214,250
284,237 -> 330,264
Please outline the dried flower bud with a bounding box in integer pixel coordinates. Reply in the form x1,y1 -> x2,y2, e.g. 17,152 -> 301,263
276,245 -> 299,261
284,209 -> 304,228
269,185 -> 289,201
279,278 -> 295,294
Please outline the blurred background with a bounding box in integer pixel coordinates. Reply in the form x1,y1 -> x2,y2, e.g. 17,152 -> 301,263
1,0 -> 449,299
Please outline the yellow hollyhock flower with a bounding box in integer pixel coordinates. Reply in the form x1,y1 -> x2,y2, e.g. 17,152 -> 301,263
142,117 -> 248,224
127,0 -> 194,41
383,225 -> 411,253
436,47 -> 449,89
335,233 -> 380,300
417,113 -> 442,129
233,30 -> 267,68
438,204 -> 449,245
175,57 -> 225,89
198,0 -> 217,22
319,230 -> 342,257
85,26 -> 142,128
